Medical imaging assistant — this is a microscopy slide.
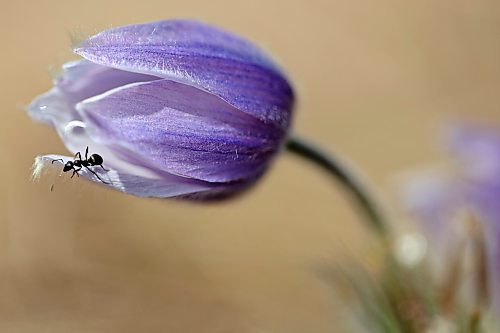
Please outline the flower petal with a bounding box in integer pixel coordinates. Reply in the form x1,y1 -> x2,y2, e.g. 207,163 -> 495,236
77,79 -> 282,183
39,155 -> 214,198
74,20 -> 294,129
56,60 -> 159,103
443,122 -> 500,315
28,87 -> 76,128
28,60 -> 159,128
445,122 -> 500,184
48,120 -> 176,180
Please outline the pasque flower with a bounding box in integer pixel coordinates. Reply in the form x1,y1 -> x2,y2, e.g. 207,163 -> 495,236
28,20 -> 294,198
402,122 -> 500,316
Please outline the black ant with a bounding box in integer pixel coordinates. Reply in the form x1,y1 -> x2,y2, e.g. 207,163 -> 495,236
52,146 -> 109,184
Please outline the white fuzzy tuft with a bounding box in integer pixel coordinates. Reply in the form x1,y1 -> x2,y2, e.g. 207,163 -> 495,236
31,156 -> 47,182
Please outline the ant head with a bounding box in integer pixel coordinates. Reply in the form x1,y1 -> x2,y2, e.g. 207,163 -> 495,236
63,161 -> 74,172
89,154 -> 103,165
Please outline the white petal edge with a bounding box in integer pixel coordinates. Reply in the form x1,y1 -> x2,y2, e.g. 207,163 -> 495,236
35,155 -> 214,198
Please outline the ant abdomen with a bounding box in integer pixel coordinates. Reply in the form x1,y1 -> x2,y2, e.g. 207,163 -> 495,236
89,154 -> 103,166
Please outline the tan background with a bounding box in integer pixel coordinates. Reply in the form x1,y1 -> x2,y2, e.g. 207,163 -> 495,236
2,0 -> 500,332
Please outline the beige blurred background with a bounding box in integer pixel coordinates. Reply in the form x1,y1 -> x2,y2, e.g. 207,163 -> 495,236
2,0 -> 500,332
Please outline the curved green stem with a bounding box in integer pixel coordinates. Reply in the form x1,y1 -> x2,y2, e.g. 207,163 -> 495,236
286,136 -> 391,239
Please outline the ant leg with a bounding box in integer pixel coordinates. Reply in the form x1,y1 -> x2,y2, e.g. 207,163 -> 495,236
74,152 -> 82,161
51,159 -> 64,165
71,167 -> 82,178
84,166 -> 109,184
85,146 -> 89,160
100,165 -> 109,172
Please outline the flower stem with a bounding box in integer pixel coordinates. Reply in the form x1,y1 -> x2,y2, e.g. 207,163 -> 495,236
286,136 -> 390,239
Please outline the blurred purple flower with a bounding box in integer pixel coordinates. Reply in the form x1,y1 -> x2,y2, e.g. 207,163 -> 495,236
28,20 -> 294,198
447,123 -> 500,313
402,122 -> 500,314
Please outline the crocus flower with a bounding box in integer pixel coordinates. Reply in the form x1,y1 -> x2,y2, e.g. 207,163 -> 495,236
401,122 -> 500,316
28,20 -> 294,198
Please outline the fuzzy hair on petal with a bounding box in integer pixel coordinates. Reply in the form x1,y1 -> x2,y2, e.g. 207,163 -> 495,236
31,156 -> 50,181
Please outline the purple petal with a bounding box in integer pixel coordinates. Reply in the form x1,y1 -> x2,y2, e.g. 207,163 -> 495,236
56,60 -> 159,103
28,60 -> 159,130
74,19 -> 294,129
445,122 -> 500,314
445,122 -> 500,184
39,155 -> 214,198
28,87 -> 76,128
77,79 -> 282,183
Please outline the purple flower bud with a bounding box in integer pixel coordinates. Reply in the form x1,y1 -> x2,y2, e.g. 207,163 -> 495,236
28,20 -> 294,199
